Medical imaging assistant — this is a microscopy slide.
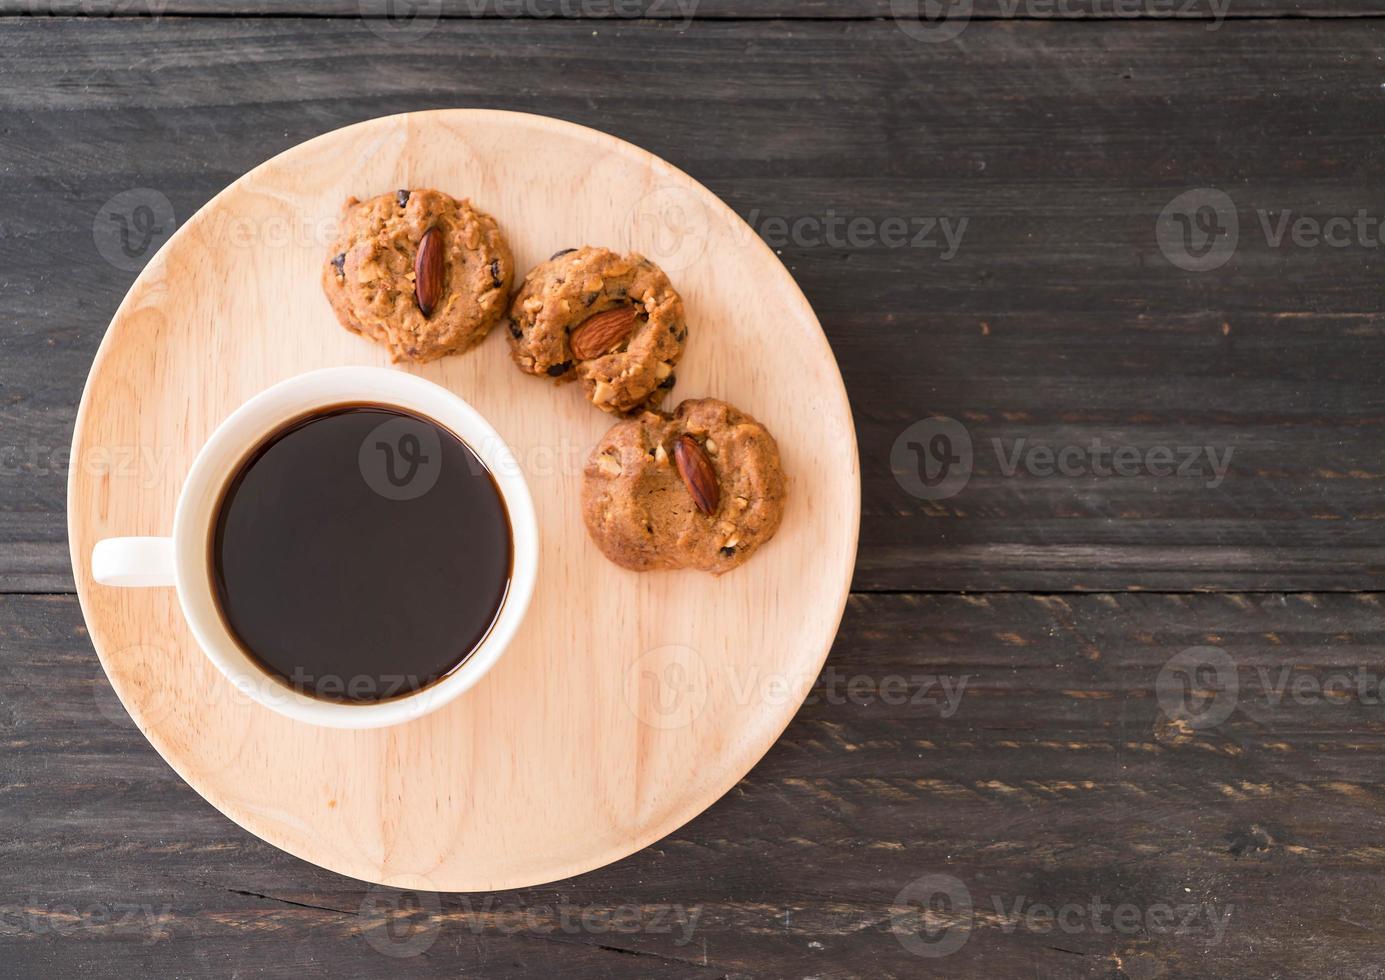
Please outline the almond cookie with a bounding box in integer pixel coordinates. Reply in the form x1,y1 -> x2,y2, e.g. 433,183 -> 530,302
323,189 -> 513,362
581,399 -> 786,574
507,246 -> 686,414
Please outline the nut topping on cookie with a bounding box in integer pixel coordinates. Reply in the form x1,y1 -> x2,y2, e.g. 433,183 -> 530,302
581,399 -> 785,574
596,452 -> 622,477
507,247 -> 686,414
322,189 -> 513,361
414,225 -> 444,318
570,306 -> 639,360
674,434 -> 719,516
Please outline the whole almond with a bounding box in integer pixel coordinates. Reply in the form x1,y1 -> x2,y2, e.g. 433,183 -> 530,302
570,306 -> 638,360
674,434 -> 720,516
414,226 -> 444,318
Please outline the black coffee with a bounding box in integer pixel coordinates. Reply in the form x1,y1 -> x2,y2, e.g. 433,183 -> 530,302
211,405 -> 512,703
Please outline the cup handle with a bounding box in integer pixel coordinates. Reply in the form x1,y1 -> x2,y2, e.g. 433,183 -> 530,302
92,537 -> 176,587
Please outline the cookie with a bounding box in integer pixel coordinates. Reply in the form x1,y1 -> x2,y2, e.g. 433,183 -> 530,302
581,399 -> 787,574
507,246 -> 686,414
323,188 -> 513,362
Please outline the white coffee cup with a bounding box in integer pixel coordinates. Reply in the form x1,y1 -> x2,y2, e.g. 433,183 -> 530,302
90,366 -> 538,730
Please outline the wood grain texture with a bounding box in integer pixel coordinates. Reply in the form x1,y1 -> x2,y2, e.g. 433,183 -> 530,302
66,109 -> 858,890
5,11 -> 1383,980
4,1 -> 1384,19
7,592 -> 1385,977
5,18 -> 1385,592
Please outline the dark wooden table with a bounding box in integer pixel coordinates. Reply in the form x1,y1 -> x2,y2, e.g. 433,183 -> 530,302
4,2 -> 1385,977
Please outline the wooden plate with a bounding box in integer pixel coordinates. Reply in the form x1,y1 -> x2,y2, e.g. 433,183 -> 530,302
68,110 -> 859,890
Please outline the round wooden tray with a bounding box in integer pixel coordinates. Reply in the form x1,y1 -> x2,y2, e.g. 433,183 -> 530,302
68,110 -> 859,891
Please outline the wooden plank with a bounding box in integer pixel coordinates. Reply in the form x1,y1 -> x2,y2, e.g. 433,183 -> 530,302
4,17 -> 1385,592
6,592 -> 1385,976
4,1 -> 1385,20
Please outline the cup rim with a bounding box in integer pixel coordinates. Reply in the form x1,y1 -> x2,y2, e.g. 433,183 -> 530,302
171,366 -> 538,730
